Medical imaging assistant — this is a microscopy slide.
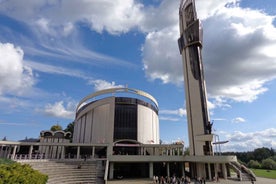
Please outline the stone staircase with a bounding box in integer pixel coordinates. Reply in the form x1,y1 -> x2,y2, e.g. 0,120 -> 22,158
17,160 -> 105,184
229,161 -> 256,181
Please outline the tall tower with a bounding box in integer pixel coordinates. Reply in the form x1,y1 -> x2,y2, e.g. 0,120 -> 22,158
178,0 -> 213,157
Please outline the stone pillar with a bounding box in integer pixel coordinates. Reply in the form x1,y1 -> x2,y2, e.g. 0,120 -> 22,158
181,162 -> 185,177
149,162 -> 153,179
4,146 -> 10,158
222,163 -> 227,179
45,146 -> 49,159
92,146 -> 95,159
107,144 -> 113,156
77,146 -> 80,159
29,145 -> 33,159
61,146 -> 65,159
167,162 -> 170,178
0,145 -> 3,157
214,163 -> 219,181
208,163 -> 212,181
109,162 -> 114,179
12,145 -> 17,159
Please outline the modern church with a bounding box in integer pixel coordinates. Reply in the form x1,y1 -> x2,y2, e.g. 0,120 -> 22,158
0,0 -> 256,183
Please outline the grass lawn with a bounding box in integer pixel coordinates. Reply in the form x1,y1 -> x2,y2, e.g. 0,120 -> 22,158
251,169 -> 276,179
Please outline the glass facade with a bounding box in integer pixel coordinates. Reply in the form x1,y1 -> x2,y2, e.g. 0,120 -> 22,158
114,98 -> 138,141
113,97 -> 158,142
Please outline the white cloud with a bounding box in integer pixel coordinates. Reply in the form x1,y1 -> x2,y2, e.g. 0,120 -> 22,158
88,79 -> 124,91
160,107 -> 186,117
142,1 -> 276,103
26,60 -> 90,80
159,116 -> 180,122
139,0 -> 179,32
2,0 -> 276,104
0,0 -> 144,35
0,42 -> 35,96
142,26 -> 183,85
221,128 -> 276,151
195,0 -> 239,20
159,107 -> 186,122
232,117 -> 246,123
203,7 -> 276,102
43,101 -> 75,119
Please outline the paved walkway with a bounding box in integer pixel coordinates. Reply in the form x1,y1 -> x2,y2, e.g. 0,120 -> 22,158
107,177 -> 275,184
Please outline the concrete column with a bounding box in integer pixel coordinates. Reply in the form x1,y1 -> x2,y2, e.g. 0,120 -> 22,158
149,162 -> 153,179
29,145 -> 33,159
5,146 -> 10,158
11,145 -> 17,159
181,162 -> 185,177
222,163 -> 227,179
107,144 -> 113,156
109,162 -> 114,179
214,163 -> 219,181
61,146 -> 65,159
208,163 -> 212,181
167,163 -> 170,178
92,146 -> 95,158
45,146 -> 49,159
0,145 -> 3,157
77,146 -> 80,159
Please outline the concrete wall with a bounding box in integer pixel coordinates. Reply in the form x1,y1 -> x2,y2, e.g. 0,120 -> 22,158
73,97 -> 159,145
137,104 -> 159,144
73,97 -> 115,144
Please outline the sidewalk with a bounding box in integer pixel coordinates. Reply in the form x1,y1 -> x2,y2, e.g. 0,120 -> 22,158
107,177 -> 275,184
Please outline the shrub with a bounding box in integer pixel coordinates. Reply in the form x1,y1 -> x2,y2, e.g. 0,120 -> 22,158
247,160 -> 261,169
0,162 -> 48,184
261,158 -> 276,170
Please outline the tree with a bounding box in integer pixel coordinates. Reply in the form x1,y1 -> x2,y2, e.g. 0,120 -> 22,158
64,122 -> 74,135
50,124 -> 62,131
184,147 -> 190,156
261,158 -> 276,170
253,147 -> 272,162
247,160 -> 261,169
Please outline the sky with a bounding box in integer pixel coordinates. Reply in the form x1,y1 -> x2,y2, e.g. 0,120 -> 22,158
0,0 -> 275,152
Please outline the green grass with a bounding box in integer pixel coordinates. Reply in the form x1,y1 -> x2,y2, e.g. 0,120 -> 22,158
251,169 -> 276,179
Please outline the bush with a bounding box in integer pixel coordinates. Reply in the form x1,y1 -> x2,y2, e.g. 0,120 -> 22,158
0,162 -> 48,184
261,158 -> 276,170
247,160 -> 261,169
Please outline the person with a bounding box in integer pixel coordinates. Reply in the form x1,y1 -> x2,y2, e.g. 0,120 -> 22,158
206,121 -> 213,134
155,176 -> 159,184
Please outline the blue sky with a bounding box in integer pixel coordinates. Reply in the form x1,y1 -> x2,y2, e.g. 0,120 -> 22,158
0,0 -> 275,152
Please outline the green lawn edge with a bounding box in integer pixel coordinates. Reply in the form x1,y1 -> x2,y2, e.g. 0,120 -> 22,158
252,169 -> 276,179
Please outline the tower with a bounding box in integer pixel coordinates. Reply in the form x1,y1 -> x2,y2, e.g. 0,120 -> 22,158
178,0 -> 213,157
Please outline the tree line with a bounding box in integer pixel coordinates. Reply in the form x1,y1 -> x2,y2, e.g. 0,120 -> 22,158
222,147 -> 276,170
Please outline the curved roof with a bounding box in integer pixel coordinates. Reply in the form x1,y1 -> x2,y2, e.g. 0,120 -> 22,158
76,87 -> 158,112
40,130 -> 72,138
